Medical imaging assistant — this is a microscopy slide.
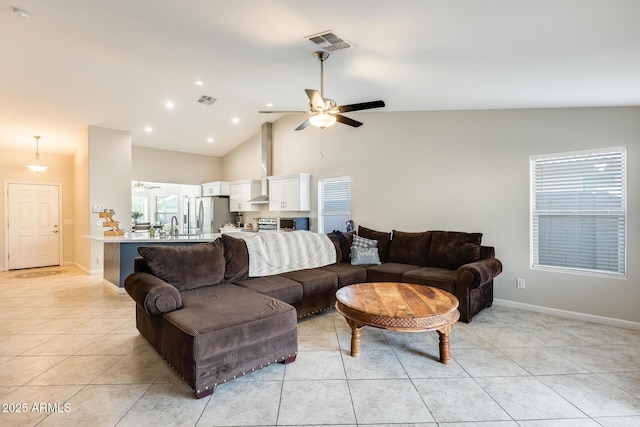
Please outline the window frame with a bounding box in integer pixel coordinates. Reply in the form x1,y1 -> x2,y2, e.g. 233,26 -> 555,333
154,193 -> 179,227
318,176 -> 351,234
529,146 -> 627,277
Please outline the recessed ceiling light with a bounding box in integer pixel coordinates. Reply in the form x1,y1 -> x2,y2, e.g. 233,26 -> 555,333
195,80 -> 204,86
207,138 -> 214,143
232,118 -> 240,125
12,7 -> 29,18
266,103 -> 274,108
144,126 -> 153,133
165,101 -> 174,109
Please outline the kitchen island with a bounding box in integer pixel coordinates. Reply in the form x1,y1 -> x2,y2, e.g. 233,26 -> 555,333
95,233 -> 221,290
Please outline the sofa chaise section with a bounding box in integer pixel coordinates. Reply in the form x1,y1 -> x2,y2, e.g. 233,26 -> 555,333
125,241 -> 298,398
161,283 -> 297,398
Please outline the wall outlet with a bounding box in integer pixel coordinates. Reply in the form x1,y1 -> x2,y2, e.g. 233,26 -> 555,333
92,205 -> 104,213
516,278 -> 526,289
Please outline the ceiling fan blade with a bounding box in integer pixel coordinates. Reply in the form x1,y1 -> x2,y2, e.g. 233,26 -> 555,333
337,100 -> 386,113
305,89 -> 324,110
295,119 -> 311,131
335,114 -> 363,128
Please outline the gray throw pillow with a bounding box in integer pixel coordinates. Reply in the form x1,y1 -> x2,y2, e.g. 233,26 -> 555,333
351,246 -> 381,265
352,234 -> 378,248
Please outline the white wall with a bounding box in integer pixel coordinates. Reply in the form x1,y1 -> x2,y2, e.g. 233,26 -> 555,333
88,126 -> 132,273
222,107 -> 640,323
132,145 -> 222,184
73,131 -> 90,272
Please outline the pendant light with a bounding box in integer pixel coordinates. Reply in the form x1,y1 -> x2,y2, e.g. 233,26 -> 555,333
26,135 -> 48,173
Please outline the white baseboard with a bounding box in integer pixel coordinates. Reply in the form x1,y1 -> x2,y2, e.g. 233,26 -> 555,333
493,298 -> 640,330
69,262 -> 91,275
103,278 -> 126,294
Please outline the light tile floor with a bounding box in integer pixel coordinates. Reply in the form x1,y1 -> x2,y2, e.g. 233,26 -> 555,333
1,266 -> 640,426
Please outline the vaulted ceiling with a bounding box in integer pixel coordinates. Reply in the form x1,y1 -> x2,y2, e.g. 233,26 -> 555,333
1,0 -> 639,157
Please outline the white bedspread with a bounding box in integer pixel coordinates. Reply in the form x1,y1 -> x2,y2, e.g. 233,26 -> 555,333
238,231 -> 336,277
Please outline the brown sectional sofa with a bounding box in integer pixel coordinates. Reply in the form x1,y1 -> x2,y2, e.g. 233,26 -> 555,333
124,227 -> 502,398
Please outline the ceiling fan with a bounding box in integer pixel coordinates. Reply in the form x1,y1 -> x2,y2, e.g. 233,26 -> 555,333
132,181 -> 160,191
260,51 -> 385,131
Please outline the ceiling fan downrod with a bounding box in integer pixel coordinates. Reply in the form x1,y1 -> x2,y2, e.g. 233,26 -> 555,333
315,51 -> 329,99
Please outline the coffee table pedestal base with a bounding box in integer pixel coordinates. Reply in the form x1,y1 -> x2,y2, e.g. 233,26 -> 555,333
345,319 -> 453,364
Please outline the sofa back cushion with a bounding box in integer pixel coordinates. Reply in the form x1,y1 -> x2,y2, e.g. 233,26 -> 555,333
220,234 -> 250,282
388,230 -> 432,266
358,226 -> 391,262
137,240 -> 225,291
427,231 -> 482,269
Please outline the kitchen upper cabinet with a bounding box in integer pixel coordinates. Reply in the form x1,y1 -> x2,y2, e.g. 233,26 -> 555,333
268,173 -> 311,211
229,180 -> 261,212
202,181 -> 230,196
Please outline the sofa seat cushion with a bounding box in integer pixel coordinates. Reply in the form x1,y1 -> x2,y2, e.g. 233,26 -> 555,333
401,267 -> 457,294
427,231 -> 482,269
233,275 -> 303,304
137,241 -> 225,291
162,283 -> 297,362
280,269 -> 338,298
366,262 -> 420,282
388,230 -> 432,266
319,263 -> 367,287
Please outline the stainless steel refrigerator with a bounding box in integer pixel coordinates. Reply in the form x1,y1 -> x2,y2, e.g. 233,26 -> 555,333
184,196 -> 232,234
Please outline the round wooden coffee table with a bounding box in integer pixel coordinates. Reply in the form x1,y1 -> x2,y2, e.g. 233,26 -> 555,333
335,282 -> 460,363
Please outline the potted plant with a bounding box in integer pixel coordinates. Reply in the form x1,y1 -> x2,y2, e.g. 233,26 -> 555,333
131,211 -> 143,224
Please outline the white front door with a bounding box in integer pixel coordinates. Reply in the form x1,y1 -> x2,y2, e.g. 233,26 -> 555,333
7,183 -> 60,269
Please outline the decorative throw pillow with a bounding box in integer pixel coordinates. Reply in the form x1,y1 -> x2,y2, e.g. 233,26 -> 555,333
220,234 -> 249,282
427,231 -> 482,270
137,241 -> 225,291
326,234 -> 342,263
357,226 -> 391,262
352,234 -> 378,248
351,246 -> 381,265
327,231 -> 355,263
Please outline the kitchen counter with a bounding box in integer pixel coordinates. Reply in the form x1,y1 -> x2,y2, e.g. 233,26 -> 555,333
91,232 -> 222,243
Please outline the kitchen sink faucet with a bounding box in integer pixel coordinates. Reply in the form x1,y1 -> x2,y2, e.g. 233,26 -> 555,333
171,216 -> 179,238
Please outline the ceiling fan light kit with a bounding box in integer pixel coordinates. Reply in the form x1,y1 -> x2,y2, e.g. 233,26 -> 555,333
260,50 -> 385,131
309,112 -> 337,128
26,135 -> 48,173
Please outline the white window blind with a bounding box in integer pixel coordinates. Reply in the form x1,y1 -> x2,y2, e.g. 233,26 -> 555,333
318,176 -> 351,234
531,147 -> 626,276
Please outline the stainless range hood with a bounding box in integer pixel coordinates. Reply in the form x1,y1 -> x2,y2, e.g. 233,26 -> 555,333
247,122 -> 272,204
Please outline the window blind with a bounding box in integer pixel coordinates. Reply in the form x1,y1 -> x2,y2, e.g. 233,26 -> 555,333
531,147 -> 626,276
318,176 -> 351,234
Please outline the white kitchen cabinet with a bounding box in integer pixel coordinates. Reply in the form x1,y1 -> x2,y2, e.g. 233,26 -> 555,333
202,181 -> 230,196
229,180 -> 262,212
267,173 -> 311,211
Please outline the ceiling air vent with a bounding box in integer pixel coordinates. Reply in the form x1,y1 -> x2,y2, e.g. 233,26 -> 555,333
306,31 -> 351,51
197,95 -> 217,106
